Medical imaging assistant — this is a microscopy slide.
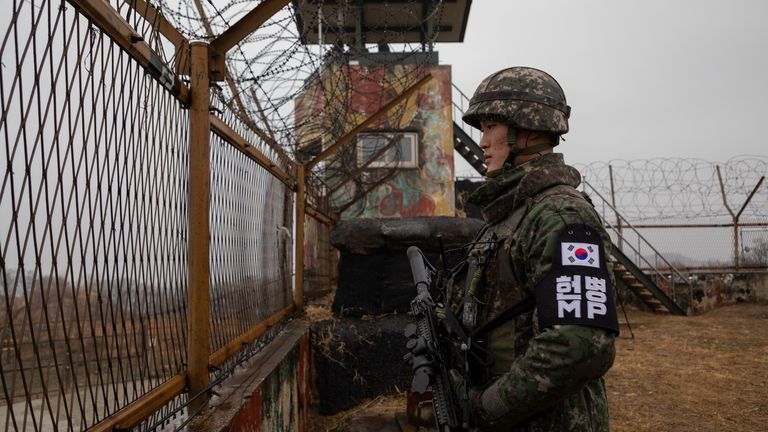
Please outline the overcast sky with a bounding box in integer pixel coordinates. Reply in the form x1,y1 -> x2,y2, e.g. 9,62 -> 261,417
437,0 -> 768,174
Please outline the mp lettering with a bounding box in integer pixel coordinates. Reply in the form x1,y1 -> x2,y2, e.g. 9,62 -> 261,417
556,275 -> 582,318
585,276 -> 608,319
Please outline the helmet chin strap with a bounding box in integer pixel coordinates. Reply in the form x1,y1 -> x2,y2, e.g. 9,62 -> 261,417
503,126 -> 555,168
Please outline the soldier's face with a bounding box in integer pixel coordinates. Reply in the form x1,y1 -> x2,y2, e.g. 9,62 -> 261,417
479,120 -> 510,172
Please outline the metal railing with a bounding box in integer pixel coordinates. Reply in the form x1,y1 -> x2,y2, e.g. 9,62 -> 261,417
451,83 -> 483,146
582,181 -> 693,309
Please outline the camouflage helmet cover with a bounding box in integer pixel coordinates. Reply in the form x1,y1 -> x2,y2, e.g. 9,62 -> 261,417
462,67 -> 571,134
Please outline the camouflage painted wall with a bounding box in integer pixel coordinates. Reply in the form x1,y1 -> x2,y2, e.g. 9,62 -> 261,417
201,322 -> 310,432
690,273 -> 768,313
295,63 -> 455,219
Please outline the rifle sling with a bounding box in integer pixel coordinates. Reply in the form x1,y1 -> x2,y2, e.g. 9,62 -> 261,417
441,305 -> 469,345
472,296 -> 536,340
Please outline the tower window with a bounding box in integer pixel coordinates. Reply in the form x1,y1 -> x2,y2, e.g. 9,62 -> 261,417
357,132 -> 418,168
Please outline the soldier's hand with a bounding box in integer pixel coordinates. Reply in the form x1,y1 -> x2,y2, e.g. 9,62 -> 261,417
450,371 -> 516,429
448,369 -> 466,398
434,304 -> 447,320
448,369 -> 482,426
474,378 -> 513,429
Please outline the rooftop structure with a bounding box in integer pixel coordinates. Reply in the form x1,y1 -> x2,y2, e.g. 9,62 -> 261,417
293,0 -> 472,49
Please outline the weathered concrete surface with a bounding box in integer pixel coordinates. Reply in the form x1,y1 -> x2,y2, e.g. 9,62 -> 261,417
197,319 -> 310,432
331,217 -> 482,316
311,315 -> 411,415
691,272 -> 768,313
331,216 -> 483,255
755,273 -> 768,301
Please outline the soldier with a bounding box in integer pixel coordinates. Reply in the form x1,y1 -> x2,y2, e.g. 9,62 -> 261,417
451,67 -> 620,431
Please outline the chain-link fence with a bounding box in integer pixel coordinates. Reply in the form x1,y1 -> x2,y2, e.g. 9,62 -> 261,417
303,170 -> 334,299
0,0 -> 322,430
0,0 -> 192,429
303,214 -> 333,298
1,0 -> 457,428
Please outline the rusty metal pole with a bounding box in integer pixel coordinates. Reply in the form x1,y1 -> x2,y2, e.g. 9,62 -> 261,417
295,164 -> 306,311
734,223 -> 741,268
608,164 -> 623,251
734,176 -> 765,269
188,41 -> 211,413
716,165 -> 738,269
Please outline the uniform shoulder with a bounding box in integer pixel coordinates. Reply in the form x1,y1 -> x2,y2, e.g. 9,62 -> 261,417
523,188 -> 603,232
509,189 -> 604,288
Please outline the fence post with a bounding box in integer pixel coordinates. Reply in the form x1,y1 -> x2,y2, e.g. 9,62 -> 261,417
734,223 -> 741,268
735,176 -> 765,269
295,164 -> 306,311
188,41 -> 212,413
608,164 -> 623,250
715,166 -> 738,268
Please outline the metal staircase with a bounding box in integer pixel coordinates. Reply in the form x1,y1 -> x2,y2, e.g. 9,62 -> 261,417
450,82 -> 687,315
612,246 -> 686,315
582,181 -> 690,315
452,83 -> 487,175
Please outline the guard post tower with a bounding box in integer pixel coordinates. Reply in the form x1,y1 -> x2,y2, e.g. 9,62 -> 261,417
293,0 -> 473,219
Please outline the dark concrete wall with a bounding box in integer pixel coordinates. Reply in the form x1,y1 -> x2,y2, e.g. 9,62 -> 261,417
311,315 -> 412,414
330,217 -> 483,316
310,217 -> 482,414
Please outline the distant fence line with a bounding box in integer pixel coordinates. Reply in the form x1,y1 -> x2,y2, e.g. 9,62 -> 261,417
577,157 -> 767,223
577,157 -> 767,271
457,157 -> 767,270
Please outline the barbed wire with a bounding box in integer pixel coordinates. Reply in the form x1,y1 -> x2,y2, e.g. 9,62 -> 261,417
149,0 -> 446,212
576,156 -> 768,223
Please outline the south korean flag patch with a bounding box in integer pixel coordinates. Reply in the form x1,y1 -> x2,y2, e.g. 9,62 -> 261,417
535,224 -> 619,334
562,242 -> 599,268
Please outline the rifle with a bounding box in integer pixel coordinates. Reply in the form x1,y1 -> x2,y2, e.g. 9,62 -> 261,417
403,246 -> 469,431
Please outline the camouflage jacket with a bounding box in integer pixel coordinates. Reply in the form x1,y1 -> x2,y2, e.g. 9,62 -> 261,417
463,153 -> 617,432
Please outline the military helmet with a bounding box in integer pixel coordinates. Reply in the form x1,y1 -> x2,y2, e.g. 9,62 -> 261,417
462,67 -> 571,134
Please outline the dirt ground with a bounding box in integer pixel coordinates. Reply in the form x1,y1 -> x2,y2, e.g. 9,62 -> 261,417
309,303 -> 768,431
608,303 -> 768,432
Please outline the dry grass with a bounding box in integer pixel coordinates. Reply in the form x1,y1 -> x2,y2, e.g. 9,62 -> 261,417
306,305 -> 335,322
608,303 -> 768,432
306,292 -> 336,322
309,394 -> 405,432
309,303 -> 768,431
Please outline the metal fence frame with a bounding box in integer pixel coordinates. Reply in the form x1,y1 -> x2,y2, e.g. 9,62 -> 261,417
1,0 -> 337,430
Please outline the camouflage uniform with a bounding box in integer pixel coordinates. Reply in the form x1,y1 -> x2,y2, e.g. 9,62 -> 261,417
456,67 -> 619,431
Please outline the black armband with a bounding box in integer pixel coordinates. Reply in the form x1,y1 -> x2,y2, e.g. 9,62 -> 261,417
534,224 -> 620,334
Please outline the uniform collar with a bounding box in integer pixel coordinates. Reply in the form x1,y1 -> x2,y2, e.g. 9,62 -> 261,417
468,153 -> 581,224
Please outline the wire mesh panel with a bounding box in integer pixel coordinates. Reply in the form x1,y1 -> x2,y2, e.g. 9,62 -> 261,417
208,125 -> 294,359
0,0 -> 190,429
303,215 -> 331,297
301,170 -> 332,297
1,0 -> 339,430
213,94 -> 295,176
